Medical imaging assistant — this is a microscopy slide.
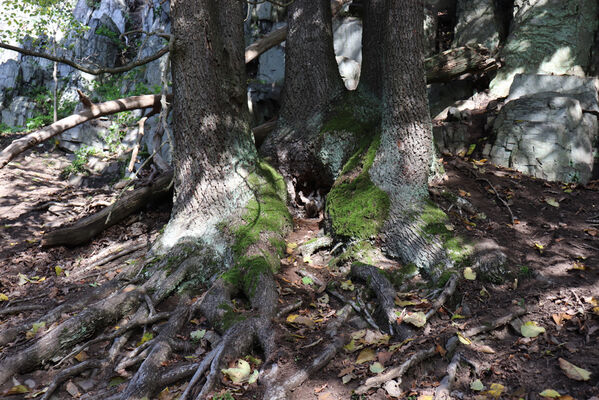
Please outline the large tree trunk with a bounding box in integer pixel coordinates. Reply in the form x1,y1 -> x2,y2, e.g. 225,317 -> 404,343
359,0 -> 387,99
369,0 -> 450,276
155,0 -> 257,255
260,0 -> 345,191
326,0 -> 451,279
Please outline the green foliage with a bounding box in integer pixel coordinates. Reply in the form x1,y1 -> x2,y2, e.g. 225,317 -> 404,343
326,135 -> 390,239
61,146 -> 97,177
211,392 -> 235,400
0,123 -> 23,134
95,24 -> 124,49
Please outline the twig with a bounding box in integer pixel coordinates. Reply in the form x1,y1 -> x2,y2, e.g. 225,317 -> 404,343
277,300 -> 302,319
327,288 -> 381,331
426,273 -> 458,320
0,304 -> 44,316
476,177 -> 515,225
41,359 -> 102,400
463,307 -> 526,337
434,351 -> 461,400
355,345 -> 438,394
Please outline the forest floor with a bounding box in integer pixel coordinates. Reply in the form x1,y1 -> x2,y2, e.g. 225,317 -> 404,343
0,132 -> 598,400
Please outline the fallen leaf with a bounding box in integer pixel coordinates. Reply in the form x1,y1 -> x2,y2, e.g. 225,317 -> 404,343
539,389 -> 561,398
74,351 -> 89,362
457,332 -> 472,345
248,370 -> 259,384
222,359 -> 251,383
521,321 -> 545,338
5,385 -> 29,395
0,293 -> 8,301
137,332 -> 154,346
383,380 -> 402,398
190,329 -> 206,341
403,312 -> 427,327
470,379 -> 484,391
370,362 -> 385,373
356,348 -> 376,364
463,267 -> 476,280
286,242 -> 297,254
486,383 -> 504,398
378,350 -> 393,365
558,358 -> 591,381
65,381 -> 80,397
340,280 -> 354,291
363,330 -> 390,345
341,374 -> 353,384
55,266 -> 63,276
301,276 -> 313,286
545,197 -> 559,207
343,339 -> 361,353
286,314 -> 314,328
585,228 -> 598,237
552,313 -> 573,327
569,261 -> 586,271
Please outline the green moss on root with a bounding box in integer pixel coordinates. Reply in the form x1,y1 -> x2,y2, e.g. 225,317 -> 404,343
232,160 -> 291,256
419,200 -> 473,264
326,135 -> 390,239
321,91 -> 380,137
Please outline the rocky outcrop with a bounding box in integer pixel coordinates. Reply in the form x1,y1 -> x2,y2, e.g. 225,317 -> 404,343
490,0 -> 599,97
488,74 -> 599,183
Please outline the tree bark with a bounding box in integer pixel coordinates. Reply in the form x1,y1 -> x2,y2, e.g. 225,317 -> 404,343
359,0 -> 387,98
155,0 -> 256,254
369,0 -> 450,275
260,0 -> 345,189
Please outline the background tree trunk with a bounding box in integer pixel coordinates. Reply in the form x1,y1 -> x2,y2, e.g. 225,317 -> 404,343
359,0 -> 387,99
156,0 -> 256,255
260,0 -> 345,191
369,0 -> 450,276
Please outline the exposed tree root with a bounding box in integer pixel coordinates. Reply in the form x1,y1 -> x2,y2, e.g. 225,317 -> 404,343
0,304 -> 44,316
41,359 -> 103,400
426,273 -> 459,320
350,263 -> 413,339
327,288 -> 381,331
297,235 -> 333,259
434,350 -> 461,400
262,305 -> 353,400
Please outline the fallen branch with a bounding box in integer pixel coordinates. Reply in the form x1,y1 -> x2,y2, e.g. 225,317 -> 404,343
425,273 -> 458,320
245,25 -> 287,64
0,94 -> 168,169
425,45 -> 499,84
41,171 -> 173,247
463,307 -> 526,337
40,359 -> 103,400
0,304 -> 44,316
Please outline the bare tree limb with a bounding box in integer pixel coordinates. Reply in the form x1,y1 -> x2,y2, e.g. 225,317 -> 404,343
0,41 -> 171,76
0,94 -> 169,169
245,25 -> 287,64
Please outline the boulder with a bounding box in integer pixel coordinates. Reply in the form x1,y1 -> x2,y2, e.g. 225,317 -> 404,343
59,117 -> 112,152
1,96 -> 38,127
490,0 -> 599,97
506,74 -> 599,113
489,90 -> 598,183
453,0 -> 501,53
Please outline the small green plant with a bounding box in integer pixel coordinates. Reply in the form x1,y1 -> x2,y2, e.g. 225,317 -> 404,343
518,265 -> 531,278
95,24 -> 124,48
61,146 -> 97,177
211,391 -> 234,400
0,123 -> 22,134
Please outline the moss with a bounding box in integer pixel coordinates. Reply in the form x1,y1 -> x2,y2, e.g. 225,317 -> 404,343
419,200 -> 473,264
217,303 -> 247,331
269,237 -> 286,258
326,135 -> 390,239
222,255 -> 274,298
321,91 -> 380,137
232,160 -> 291,257
329,240 -> 377,267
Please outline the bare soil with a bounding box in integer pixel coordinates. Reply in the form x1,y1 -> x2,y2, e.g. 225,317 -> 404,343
0,133 -> 598,399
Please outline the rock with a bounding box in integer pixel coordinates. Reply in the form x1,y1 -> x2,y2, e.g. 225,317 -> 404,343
59,117 -> 112,152
453,0 -> 501,53
333,17 -> 362,64
506,74 -> 599,113
336,56 -> 360,90
257,46 -> 285,85
471,239 -> 509,284
255,2 -> 272,20
1,96 -> 38,127
433,123 -> 469,155
0,57 -> 20,91
490,0 -> 599,97
489,92 -> 598,184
